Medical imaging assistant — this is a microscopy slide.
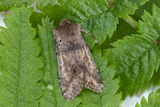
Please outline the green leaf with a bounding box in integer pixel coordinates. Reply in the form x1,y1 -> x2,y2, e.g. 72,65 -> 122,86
40,0 -> 118,47
131,0 -> 160,21
0,4 -> 44,106
135,89 -> 160,107
0,0 -> 36,12
1,0 -> 160,106
140,69 -> 160,94
112,0 -> 149,19
104,4 -> 160,98
104,35 -> 159,98
152,3 -> 160,18
80,47 -> 122,107
36,0 -> 58,10
38,17 -> 81,107
100,18 -> 137,49
29,12 -> 46,28
138,11 -> 160,40
39,0 -> 149,47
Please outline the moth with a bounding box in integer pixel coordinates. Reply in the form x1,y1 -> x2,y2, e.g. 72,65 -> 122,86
53,19 -> 103,100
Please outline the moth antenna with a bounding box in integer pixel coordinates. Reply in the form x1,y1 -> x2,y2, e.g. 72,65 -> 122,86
81,29 -> 97,40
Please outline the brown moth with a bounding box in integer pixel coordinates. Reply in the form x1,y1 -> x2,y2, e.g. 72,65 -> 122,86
53,19 -> 103,100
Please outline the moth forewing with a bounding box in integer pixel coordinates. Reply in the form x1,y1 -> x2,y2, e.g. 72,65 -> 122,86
53,18 -> 103,100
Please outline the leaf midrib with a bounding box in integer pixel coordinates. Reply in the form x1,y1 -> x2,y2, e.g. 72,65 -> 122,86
15,11 -> 24,106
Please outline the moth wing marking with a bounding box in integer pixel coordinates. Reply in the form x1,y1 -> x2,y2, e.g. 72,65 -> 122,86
57,53 -> 84,100
82,47 -> 103,93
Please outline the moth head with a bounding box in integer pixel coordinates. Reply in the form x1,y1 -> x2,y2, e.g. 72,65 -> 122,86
60,18 -> 70,26
53,18 -> 81,43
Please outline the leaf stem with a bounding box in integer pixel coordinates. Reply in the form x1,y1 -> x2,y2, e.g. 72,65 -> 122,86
124,16 -> 139,30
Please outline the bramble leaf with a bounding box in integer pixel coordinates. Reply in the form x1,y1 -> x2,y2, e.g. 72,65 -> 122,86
135,89 -> 160,107
104,4 -> 160,98
29,12 -> 46,28
40,0 -> 118,47
38,0 -> 148,47
111,0 -> 149,19
0,4 -> 44,106
1,0 -> 160,106
0,0 -> 36,12
36,0 -> 58,10
0,0 -> 57,12
152,3 -> 160,18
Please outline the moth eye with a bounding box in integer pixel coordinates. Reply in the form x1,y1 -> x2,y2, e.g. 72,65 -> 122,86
58,38 -> 62,42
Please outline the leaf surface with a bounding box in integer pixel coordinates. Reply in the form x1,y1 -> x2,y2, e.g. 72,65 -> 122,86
39,0 -> 149,46
135,89 -> 160,107
0,0 -> 36,12
0,4 -> 44,107
40,0 -> 118,47
104,5 -> 160,98
112,0 -> 149,19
